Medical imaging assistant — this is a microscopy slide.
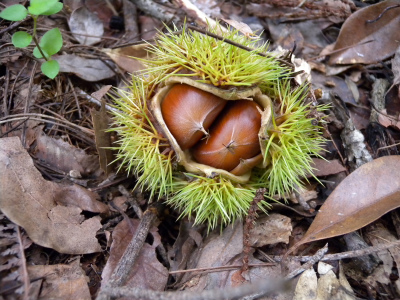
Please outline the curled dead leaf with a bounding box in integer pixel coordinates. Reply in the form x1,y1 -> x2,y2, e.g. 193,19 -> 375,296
288,156 -> 400,253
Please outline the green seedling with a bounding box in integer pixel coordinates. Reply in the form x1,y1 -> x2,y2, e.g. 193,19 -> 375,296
0,0 -> 63,79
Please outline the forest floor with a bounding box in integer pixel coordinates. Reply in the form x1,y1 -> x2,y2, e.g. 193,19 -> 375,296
1,0 -> 400,299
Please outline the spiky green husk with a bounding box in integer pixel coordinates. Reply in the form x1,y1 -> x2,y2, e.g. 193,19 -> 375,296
110,78 -> 174,199
167,174 -> 269,231
109,23 -> 326,230
256,80 -> 326,198
143,24 -> 287,87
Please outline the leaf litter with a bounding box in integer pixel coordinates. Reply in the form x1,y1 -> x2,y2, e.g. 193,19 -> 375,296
2,0 -> 400,298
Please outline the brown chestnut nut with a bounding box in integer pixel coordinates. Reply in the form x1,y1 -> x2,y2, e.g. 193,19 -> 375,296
161,84 -> 227,150
191,100 -> 262,171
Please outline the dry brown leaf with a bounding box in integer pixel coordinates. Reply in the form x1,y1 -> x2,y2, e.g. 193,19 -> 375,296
57,54 -> 115,82
168,220 -> 202,281
288,156 -> 400,253
68,6 -> 104,45
102,44 -> 151,74
378,108 -> 400,129
0,137 -> 106,254
28,261 -> 91,300
249,214 -> 292,247
329,0 -> 400,65
35,132 -> 100,176
222,19 -> 255,37
101,219 -> 168,291
364,223 -> 400,292
309,158 -> 347,177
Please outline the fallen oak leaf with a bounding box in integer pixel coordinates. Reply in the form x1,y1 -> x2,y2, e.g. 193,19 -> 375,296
287,156 -> 400,254
329,0 -> 400,65
0,137 -> 108,254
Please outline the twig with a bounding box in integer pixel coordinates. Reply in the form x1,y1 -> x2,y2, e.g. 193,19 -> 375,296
67,78 -> 82,119
0,19 -> 26,35
241,188 -> 266,276
130,0 -> 179,23
96,205 -> 160,300
0,118 -> 30,138
118,185 -> 143,219
186,25 -> 293,68
97,276 -> 285,300
169,263 -> 275,275
21,61 -> 37,148
0,113 -> 94,136
366,4 -> 400,23
285,244 -> 328,279
16,227 -> 30,300
274,238 -> 400,263
176,0 -> 222,29
78,90 -> 120,113
8,60 -> 29,115
2,65 -> 10,117
377,142 -> 400,155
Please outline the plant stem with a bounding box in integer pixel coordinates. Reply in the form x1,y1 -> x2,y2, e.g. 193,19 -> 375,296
31,16 -> 48,61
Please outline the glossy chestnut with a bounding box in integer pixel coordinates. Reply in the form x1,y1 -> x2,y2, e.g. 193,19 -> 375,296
161,84 -> 227,150
191,100 -> 262,172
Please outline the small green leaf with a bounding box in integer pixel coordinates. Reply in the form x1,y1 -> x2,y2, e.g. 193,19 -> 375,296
12,31 -> 32,48
41,60 -> 59,79
40,2 -> 63,15
28,0 -> 58,16
0,4 -> 28,21
33,28 -> 63,58
33,46 -> 48,59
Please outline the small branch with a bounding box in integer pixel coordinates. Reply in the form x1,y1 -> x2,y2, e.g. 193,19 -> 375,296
78,90 -> 120,113
110,207 -> 157,286
175,0 -> 221,30
96,205 -> 159,300
130,0 -> 179,23
169,263 -> 275,275
241,188 -> 266,275
285,244 -> 328,279
21,61 -> 37,148
275,238 -> 400,262
98,276 -> 285,300
118,185 -> 143,219
186,25 -> 293,68
16,227 -> 30,300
